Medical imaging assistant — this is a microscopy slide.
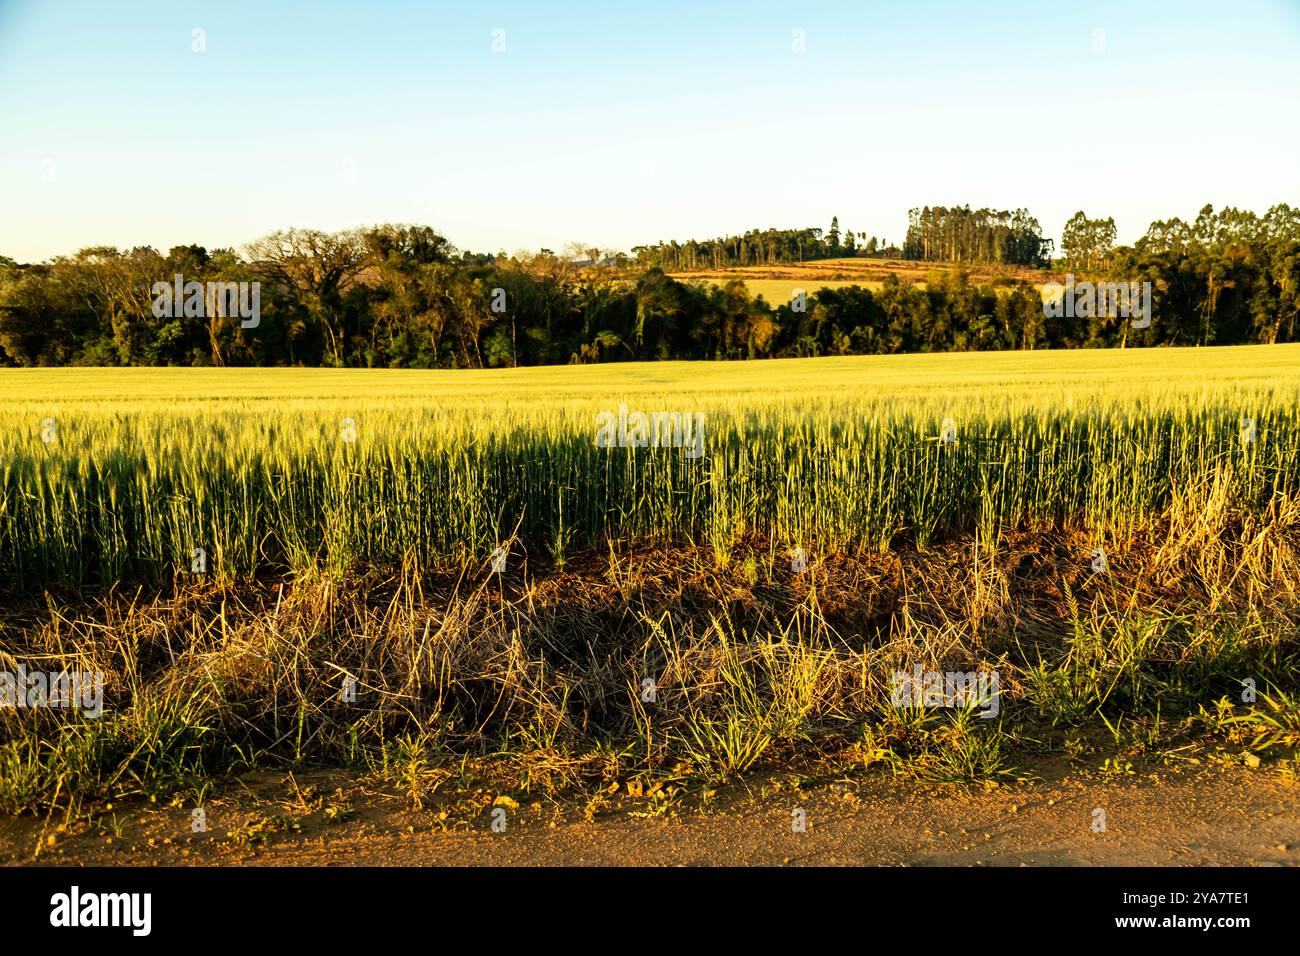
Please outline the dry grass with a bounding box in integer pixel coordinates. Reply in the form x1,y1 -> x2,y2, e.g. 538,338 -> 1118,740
3,483 -> 1298,813
667,256 -> 1056,299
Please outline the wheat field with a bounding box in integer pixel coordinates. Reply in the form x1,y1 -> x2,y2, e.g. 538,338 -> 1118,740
2,344 -> 1297,589
3,345 -> 1300,811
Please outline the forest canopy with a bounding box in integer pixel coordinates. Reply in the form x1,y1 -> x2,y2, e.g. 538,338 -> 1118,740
1,205 -> 1297,368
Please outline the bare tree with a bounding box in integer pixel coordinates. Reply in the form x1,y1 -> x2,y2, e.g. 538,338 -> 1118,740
244,228 -> 366,365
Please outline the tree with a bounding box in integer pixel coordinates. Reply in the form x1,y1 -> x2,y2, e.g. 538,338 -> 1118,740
1061,211 -> 1117,270
904,205 -> 1050,266
244,228 -> 366,365
363,224 -> 453,266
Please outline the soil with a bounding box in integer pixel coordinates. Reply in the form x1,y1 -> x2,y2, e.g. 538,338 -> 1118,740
4,759 -> 1296,867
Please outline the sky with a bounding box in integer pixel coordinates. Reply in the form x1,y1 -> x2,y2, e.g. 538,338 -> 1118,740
1,0 -> 1298,263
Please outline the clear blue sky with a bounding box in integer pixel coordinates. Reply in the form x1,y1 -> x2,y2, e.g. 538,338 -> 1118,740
1,0 -> 1298,262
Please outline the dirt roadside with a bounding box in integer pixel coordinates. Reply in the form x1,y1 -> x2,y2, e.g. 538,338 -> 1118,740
3,761 -> 1297,867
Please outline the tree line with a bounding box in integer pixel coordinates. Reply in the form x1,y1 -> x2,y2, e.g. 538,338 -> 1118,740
1,204 -> 1297,367
902,206 -> 1052,266
631,217 -> 898,270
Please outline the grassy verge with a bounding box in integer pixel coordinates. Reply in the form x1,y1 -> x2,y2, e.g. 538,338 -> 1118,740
4,506 -> 1298,818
